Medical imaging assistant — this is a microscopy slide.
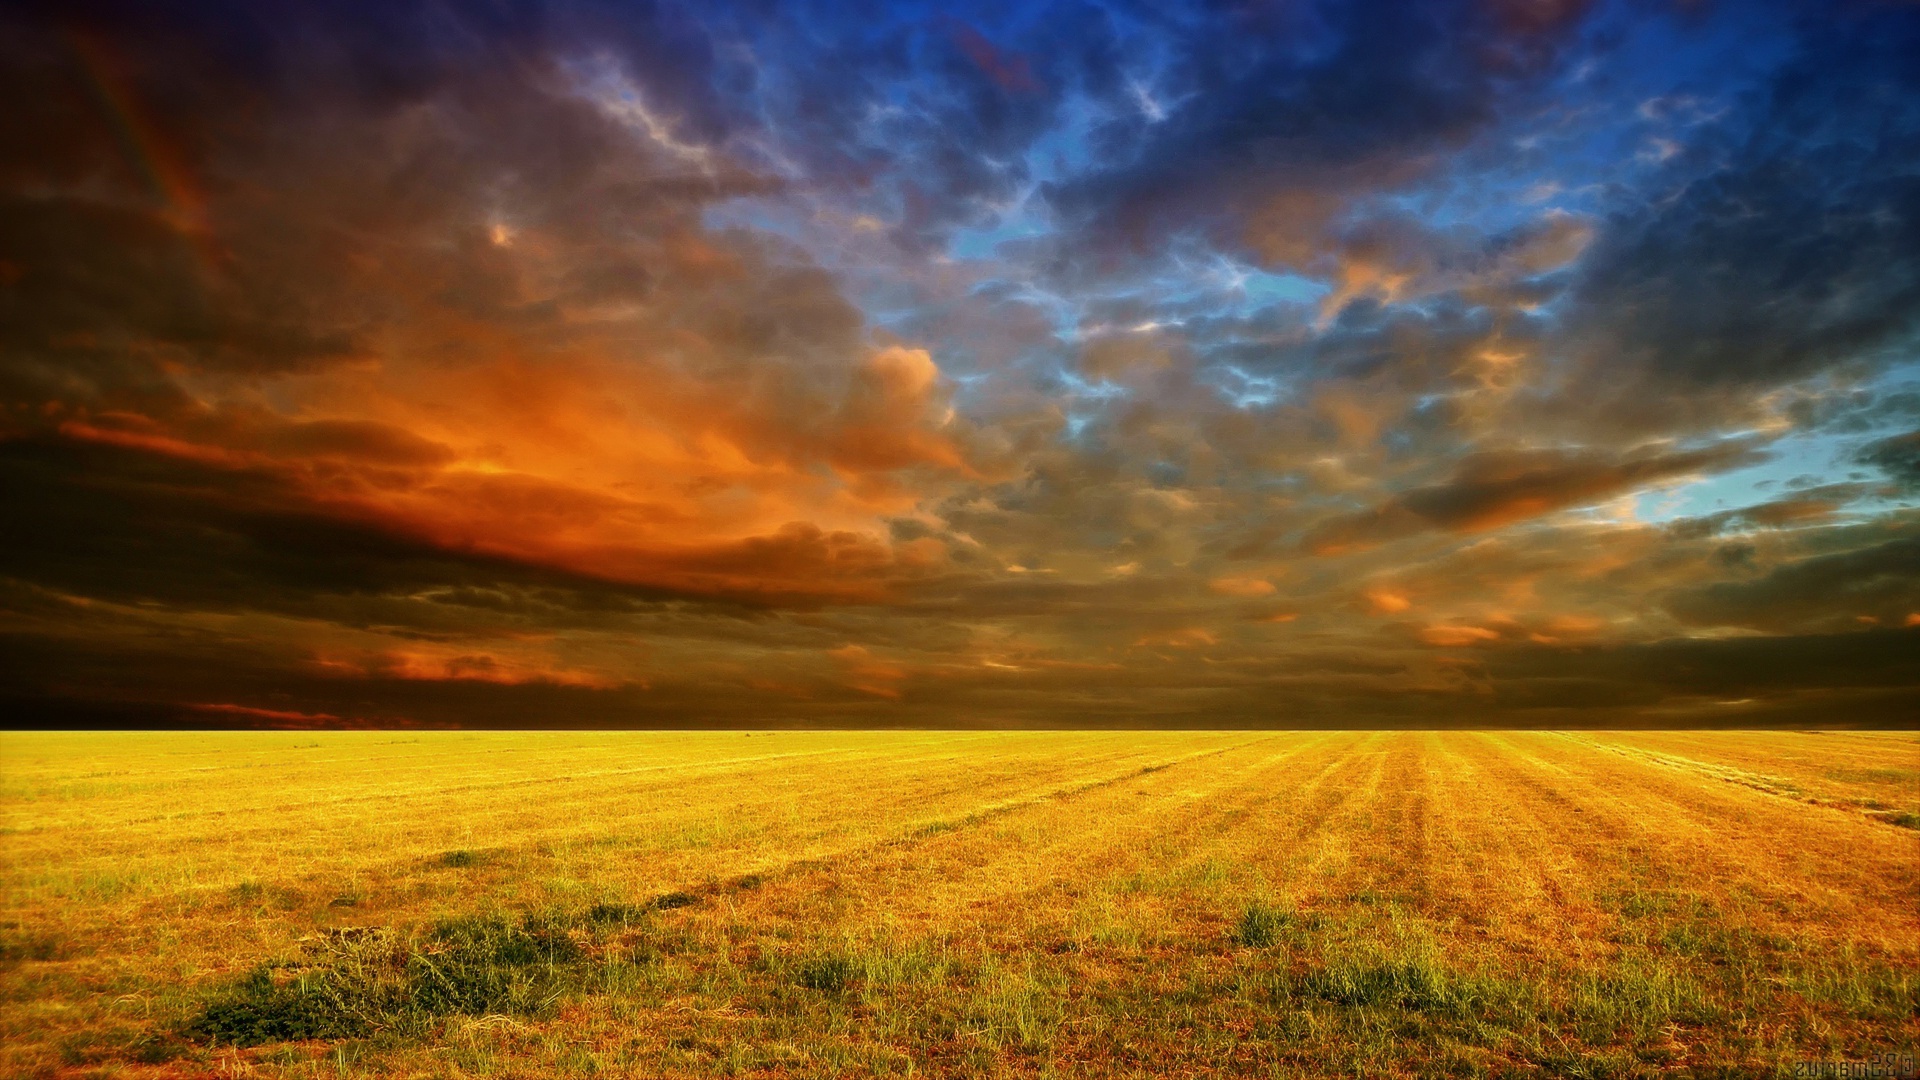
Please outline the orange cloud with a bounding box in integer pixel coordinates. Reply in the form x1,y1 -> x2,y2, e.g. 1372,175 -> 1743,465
1418,624 -> 1502,647
48,232 -> 977,604
1134,627 -> 1218,648
1366,588 -> 1412,614
830,644 -> 908,698
314,647 -> 625,690
1209,575 -> 1276,597
192,702 -> 343,725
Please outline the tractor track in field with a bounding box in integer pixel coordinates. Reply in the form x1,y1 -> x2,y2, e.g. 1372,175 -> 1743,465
1557,733 -> 1920,830
222,737 -> 1279,919
447,735 -> 1287,920
12,737 -> 1182,836
705,735 -> 1281,894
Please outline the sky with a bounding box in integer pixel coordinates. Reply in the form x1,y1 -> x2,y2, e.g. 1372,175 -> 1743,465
1,0 -> 1917,728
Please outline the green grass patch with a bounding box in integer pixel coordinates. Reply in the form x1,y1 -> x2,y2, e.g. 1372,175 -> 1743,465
186,913 -> 588,1046
1298,951 -> 1455,1010
796,952 -> 861,992
1234,901 -> 1293,948
584,901 -> 651,926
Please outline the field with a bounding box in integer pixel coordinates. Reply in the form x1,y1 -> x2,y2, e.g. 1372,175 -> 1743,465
1,731 -> 1916,1079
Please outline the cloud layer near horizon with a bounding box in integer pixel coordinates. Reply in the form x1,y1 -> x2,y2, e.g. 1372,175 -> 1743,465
2,0 -> 1917,727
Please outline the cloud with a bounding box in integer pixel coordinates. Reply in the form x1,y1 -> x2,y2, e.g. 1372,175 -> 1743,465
1663,485 -> 1872,540
1302,441 -> 1764,554
1556,9 -> 1920,427
1047,0 -> 1597,260
1418,624 -> 1502,647
1484,627 -> 1920,725
1208,575 -> 1275,598
0,1 -> 981,605
1664,535 -> 1920,634
1857,429 -> 1920,492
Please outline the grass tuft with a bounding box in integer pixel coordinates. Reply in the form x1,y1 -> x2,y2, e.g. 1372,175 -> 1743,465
127,1031 -> 192,1065
796,953 -> 860,992
1568,959 -> 1717,1036
1234,901 -> 1292,948
1299,953 -> 1454,1010
406,914 -> 578,1016
187,964 -> 379,1045
584,901 -> 650,926
185,913 -> 587,1046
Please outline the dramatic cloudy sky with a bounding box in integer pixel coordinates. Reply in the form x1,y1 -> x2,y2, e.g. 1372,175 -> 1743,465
3,0 -> 1917,727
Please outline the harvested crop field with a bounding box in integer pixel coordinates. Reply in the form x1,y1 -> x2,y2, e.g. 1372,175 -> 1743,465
1,730 -> 1916,1078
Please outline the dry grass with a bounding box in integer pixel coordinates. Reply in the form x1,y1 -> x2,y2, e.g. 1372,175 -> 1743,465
1,730 -> 1915,1078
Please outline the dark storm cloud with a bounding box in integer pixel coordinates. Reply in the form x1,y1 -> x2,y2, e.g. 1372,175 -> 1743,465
1300,440 -> 1763,554
1045,0 -> 1596,258
14,0 -> 731,129
0,198 -> 360,383
1662,484 -> 1875,540
0,437 -> 685,618
1562,8 -> 1920,403
1857,430 -> 1920,493
1664,535 -> 1920,633
0,625 -> 710,729
0,0 -> 710,387
1484,627 -> 1920,725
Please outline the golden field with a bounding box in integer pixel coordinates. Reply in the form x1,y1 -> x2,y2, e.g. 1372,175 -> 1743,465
1,730 -> 1916,1079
